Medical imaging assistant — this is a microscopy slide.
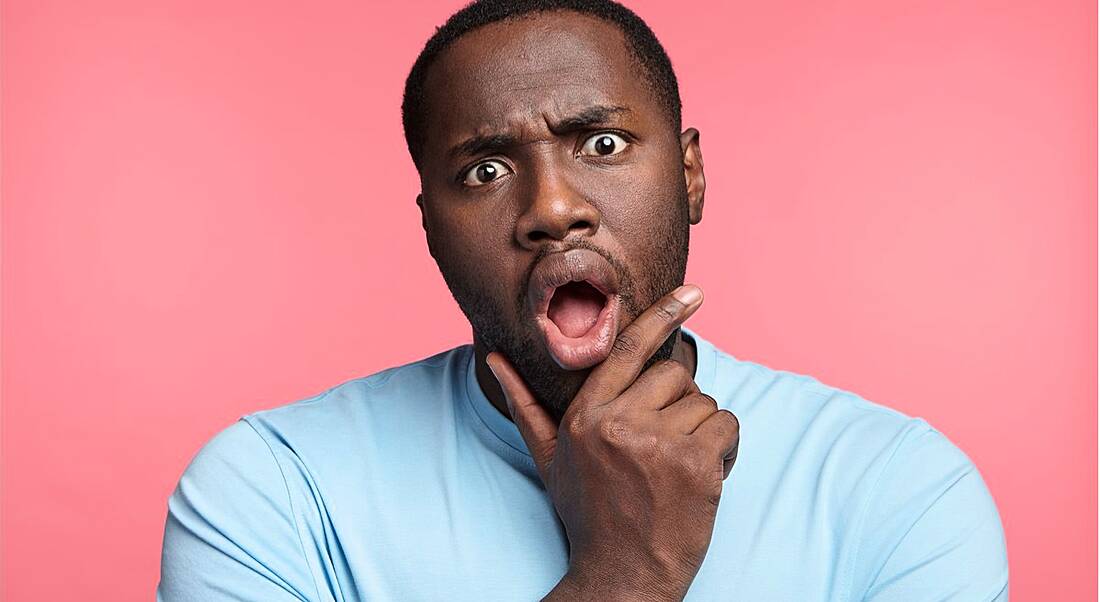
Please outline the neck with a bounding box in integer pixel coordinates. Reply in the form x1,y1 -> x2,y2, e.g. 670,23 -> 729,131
473,329 -> 699,423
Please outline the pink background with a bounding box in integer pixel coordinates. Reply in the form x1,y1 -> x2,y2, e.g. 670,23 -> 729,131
3,0 -> 1096,599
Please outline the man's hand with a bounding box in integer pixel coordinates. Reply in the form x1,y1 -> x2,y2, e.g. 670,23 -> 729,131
486,285 -> 740,601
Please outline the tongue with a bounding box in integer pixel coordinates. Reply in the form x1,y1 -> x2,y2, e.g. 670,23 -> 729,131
547,281 -> 606,338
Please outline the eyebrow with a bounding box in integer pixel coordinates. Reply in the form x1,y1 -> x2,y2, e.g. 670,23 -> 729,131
550,104 -> 631,134
448,104 -> 632,160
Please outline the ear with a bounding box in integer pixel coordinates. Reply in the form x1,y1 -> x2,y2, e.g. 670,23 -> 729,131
680,128 -> 705,225
417,193 -> 438,260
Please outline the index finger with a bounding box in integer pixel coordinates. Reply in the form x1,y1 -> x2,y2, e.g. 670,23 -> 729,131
577,284 -> 703,406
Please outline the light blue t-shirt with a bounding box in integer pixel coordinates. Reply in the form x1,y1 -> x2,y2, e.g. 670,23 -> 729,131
157,328 -> 1008,601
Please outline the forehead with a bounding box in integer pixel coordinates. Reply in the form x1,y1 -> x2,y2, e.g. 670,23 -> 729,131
421,11 -> 659,155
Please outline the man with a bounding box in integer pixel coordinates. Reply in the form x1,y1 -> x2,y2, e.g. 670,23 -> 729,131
157,0 -> 1009,599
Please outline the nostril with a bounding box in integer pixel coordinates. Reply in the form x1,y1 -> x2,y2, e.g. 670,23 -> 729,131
523,220 -> 596,244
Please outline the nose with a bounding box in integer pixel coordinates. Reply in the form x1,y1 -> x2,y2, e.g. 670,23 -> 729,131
514,168 -> 600,249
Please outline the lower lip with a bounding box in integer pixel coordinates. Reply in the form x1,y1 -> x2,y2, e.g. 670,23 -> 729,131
535,294 -> 622,371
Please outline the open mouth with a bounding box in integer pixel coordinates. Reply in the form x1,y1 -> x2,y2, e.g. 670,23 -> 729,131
547,281 -> 608,338
528,248 -> 623,371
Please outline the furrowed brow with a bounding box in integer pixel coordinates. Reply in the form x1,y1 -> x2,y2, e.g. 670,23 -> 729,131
449,133 -> 522,160
447,105 -> 631,161
549,105 -> 631,134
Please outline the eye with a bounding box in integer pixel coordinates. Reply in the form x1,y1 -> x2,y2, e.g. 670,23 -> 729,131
579,132 -> 629,157
462,159 -> 512,187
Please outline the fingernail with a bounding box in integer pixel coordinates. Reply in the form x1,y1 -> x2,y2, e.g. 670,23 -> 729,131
673,284 -> 702,306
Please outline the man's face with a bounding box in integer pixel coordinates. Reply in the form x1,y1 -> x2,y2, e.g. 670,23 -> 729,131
416,11 -> 705,420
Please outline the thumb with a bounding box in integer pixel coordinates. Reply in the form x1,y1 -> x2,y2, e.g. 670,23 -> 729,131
485,351 -> 557,485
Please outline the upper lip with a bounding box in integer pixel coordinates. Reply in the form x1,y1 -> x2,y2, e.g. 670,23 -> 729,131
526,247 -> 620,318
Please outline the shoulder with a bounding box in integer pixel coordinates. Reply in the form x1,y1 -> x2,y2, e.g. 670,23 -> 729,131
700,329 -> 996,503
185,344 -> 473,490
159,345 -> 474,598
695,328 -> 928,459
243,344 -> 471,444
159,420 -> 317,599
693,330 -> 1008,599
173,344 -> 471,488
848,423 -> 1008,600
169,419 -> 287,508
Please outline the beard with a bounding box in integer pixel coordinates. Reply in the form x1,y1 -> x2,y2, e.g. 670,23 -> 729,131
432,192 -> 691,423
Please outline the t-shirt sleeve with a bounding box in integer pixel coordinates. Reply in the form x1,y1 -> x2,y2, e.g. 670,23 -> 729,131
157,420 -> 318,601
853,425 -> 1009,601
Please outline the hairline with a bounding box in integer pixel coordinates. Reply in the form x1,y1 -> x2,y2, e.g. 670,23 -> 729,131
407,7 -> 682,172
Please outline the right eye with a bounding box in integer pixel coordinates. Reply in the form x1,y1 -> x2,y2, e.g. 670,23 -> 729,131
462,160 -> 512,187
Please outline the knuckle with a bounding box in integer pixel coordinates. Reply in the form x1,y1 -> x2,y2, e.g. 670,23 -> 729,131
685,381 -> 701,396
718,409 -> 740,434
653,299 -> 681,324
611,331 -> 644,358
697,393 -> 719,410
598,414 -> 661,458
701,409 -> 739,443
562,412 -> 588,439
671,360 -> 693,382
653,359 -> 688,381
676,444 -> 724,506
597,416 -> 629,446
680,393 -> 712,414
704,483 -> 723,509
652,358 -> 679,371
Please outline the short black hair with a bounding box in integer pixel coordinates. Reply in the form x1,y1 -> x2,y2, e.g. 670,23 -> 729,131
400,0 -> 682,171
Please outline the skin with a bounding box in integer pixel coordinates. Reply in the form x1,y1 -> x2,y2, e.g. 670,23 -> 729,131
414,11 -> 739,601
416,11 -> 705,422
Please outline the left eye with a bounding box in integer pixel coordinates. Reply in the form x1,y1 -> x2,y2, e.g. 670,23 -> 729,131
579,132 -> 629,157
461,159 -> 512,187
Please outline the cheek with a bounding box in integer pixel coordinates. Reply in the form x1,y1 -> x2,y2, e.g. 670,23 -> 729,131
425,205 -> 523,306
594,164 -> 684,242
424,186 -> 515,251
429,221 -> 487,285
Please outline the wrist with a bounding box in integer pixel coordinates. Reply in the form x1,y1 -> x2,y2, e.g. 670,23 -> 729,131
553,564 -> 687,602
